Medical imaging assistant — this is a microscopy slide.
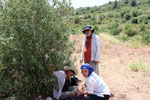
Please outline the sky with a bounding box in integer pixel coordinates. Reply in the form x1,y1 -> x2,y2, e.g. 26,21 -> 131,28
71,0 -> 118,9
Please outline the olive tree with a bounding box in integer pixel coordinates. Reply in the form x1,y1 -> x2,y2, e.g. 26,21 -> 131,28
0,0 -> 74,99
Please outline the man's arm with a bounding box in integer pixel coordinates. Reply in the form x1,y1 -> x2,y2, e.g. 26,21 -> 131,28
95,35 -> 101,63
80,37 -> 86,63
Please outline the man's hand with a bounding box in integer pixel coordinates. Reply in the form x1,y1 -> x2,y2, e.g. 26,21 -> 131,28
77,90 -> 83,96
80,60 -> 83,63
50,64 -> 54,70
95,61 -> 99,64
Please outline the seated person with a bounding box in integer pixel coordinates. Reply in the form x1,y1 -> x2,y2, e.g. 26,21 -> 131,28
76,64 -> 110,100
51,64 -> 78,100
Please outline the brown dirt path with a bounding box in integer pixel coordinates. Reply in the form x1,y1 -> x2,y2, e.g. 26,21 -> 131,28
70,34 -> 150,100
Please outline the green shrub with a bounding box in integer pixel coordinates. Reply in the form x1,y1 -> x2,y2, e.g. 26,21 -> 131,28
131,17 -> 138,24
109,1 -> 112,5
108,22 -> 119,29
84,15 -> 89,19
74,16 -> 81,24
91,15 -> 96,20
132,9 -> 142,17
141,30 -> 150,44
130,0 -> 136,7
88,14 -> 91,19
119,35 -> 129,41
124,0 -> 129,4
113,0 -> 118,9
125,24 -> 138,36
130,62 -> 144,71
138,16 -> 148,24
124,14 -> 131,20
0,0 -> 74,99
125,28 -> 134,36
107,13 -> 113,18
130,60 -> 150,75
109,22 -> 121,35
94,25 -> 99,34
120,8 -> 130,18
99,26 -> 107,32
139,24 -> 145,31
147,14 -> 150,20
97,20 -> 102,24
99,14 -> 105,21
75,11 -> 80,15
110,28 -> 121,35
114,13 -> 120,18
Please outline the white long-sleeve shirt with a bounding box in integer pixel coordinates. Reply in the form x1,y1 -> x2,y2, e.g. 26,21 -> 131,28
81,33 -> 101,62
86,72 -> 110,97
53,71 -> 66,100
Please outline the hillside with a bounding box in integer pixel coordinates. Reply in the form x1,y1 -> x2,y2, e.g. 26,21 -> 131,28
69,0 -> 150,47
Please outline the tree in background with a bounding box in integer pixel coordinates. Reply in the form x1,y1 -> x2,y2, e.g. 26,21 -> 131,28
0,0 -> 74,99
131,0 -> 136,7
113,0 -> 118,9
109,1 -> 112,5
124,0 -> 129,4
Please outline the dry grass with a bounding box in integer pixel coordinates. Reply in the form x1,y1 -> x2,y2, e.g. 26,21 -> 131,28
130,59 -> 150,75
99,33 -> 121,44
125,39 -> 150,48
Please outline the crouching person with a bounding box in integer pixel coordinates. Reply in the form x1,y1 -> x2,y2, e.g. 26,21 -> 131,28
76,64 -> 110,100
51,64 -> 78,100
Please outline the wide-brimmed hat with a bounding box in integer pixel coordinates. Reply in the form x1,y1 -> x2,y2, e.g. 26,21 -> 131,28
64,66 -> 78,76
82,25 -> 95,33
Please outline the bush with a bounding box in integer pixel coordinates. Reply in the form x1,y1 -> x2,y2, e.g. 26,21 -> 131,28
124,14 -> 131,20
124,0 -> 129,4
88,14 -> 92,19
113,0 -> 118,9
147,14 -> 150,20
84,15 -> 89,19
110,28 -> 121,35
0,0 -> 74,99
114,13 -> 120,18
91,15 -> 96,21
74,16 -> 81,24
138,16 -> 148,24
99,26 -> 107,32
131,0 -> 136,7
131,17 -> 138,24
93,25 -> 99,34
139,24 -> 145,31
99,14 -> 105,21
130,60 -> 150,75
141,30 -> 150,44
132,9 -> 142,17
97,20 -> 102,24
107,13 -> 113,18
119,35 -> 129,41
125,28 -> 138,36
120,8 -> 130,18
125,24 -> 138,36
109,22 -> 121,35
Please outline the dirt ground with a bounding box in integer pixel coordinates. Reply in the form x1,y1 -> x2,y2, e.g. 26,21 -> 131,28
70,34 -> 150,100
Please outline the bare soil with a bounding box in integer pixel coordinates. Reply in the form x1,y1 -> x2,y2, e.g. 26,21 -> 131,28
70,34 -> 150,100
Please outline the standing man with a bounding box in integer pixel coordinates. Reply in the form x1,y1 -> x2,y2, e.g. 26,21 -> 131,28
80,25 -> 101,75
